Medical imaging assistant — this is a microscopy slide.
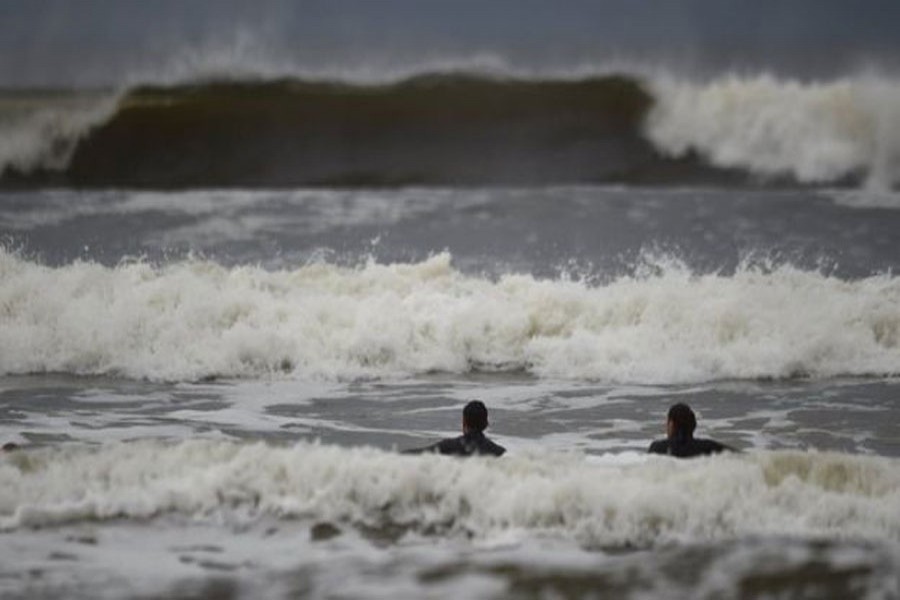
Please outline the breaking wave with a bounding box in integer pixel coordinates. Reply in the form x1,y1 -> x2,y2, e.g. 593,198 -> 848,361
1,250 -> 899,383
646,74 -> 900,190
2,71 -> 899,188
2,440 -> 899,548
0,90 -> 119,180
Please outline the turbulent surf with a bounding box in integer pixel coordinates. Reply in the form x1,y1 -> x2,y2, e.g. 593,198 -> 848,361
3,7 -> 900,596
2,249 -> 899,383
3,440 -> 899,546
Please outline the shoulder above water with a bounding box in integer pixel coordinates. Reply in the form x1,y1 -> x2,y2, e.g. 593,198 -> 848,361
647,437 -> 734,458
405,432 -> 505,457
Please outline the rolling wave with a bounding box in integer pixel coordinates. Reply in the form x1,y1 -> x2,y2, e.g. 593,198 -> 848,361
1,250 -> 898,383
3,71 -> 898,189
0,74 -> 666,187
646,74 -> 900,190
2,440 -> 899,548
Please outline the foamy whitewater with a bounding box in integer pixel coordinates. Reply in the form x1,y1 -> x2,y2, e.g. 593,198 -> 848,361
2,250 -> 899,383
2,441 -> 899,545
646,74 -> 900,189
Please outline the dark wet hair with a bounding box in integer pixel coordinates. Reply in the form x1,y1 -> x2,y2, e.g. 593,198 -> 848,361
667,403 -> 696,438
463,400 -> 489,432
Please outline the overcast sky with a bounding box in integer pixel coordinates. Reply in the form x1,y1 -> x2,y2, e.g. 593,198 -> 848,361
2,0 -> 899,87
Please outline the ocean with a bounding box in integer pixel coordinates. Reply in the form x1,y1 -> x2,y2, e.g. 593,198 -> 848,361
2,55 -> 900,599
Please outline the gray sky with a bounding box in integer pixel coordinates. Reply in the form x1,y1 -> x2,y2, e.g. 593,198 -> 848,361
2,0 -> 899,87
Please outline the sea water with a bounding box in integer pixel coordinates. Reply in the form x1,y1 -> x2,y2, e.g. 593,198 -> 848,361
1,185 -> 899,598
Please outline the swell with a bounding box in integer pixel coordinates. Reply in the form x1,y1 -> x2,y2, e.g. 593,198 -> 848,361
0,74 -> 748,188
3,71 -> 898,189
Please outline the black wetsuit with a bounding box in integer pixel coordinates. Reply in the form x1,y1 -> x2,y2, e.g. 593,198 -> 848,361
405,431 -> 506,457
648,436 -> 732,458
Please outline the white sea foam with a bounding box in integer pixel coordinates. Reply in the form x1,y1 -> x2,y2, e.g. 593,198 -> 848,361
1,251 -> 899,383
645,74 -> 900,189
0,93 -> 119,175
1,440 -> 898,547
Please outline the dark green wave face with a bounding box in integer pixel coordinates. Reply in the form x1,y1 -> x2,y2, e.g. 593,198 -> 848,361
0,74 -> 762,189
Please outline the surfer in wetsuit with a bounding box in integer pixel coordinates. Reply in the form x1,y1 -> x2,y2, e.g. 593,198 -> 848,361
403,400 -> 506,457
648,403 -> 734,458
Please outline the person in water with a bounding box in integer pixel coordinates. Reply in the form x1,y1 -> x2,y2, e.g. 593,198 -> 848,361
404,400 -> 506,457
648,403 -> 734,458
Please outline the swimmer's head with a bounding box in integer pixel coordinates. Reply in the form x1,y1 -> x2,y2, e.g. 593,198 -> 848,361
463,400 -> 489,433
666,403 -> 697,440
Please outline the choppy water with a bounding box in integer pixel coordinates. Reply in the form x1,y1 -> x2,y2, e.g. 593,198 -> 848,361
1,185 -> 899,598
